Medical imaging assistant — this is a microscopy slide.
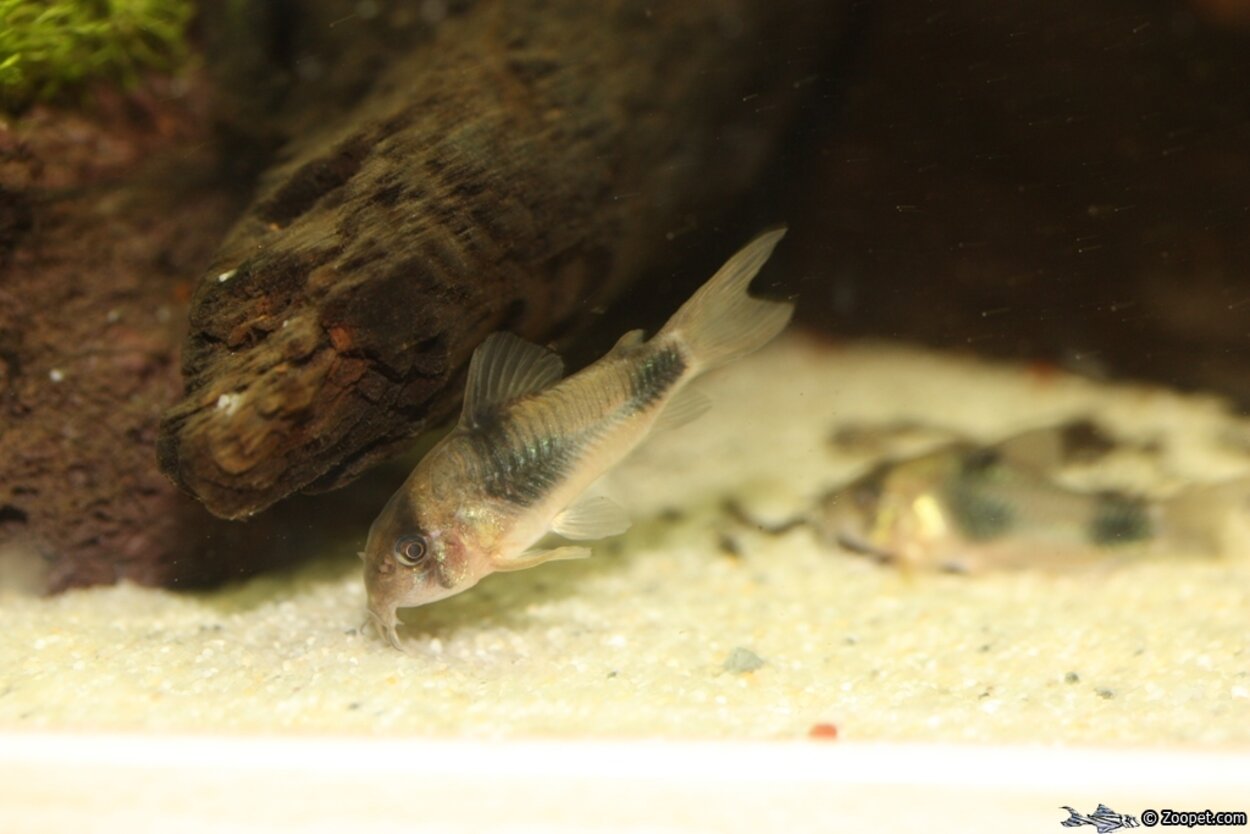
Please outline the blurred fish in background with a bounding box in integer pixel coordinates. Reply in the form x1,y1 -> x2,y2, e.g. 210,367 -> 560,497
810,420 -> 1249,573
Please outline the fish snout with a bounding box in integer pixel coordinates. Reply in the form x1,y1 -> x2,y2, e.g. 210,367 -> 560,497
362,551 -> 405,649
823,489 -> 893,561
365,602 -> 403,651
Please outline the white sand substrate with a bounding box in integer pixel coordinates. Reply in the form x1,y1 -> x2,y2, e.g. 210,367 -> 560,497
2,334 -> 1248,745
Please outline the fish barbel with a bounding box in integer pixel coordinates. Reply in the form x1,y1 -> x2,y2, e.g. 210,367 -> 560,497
819,421 -> 1247,573
363,230 -> 793,649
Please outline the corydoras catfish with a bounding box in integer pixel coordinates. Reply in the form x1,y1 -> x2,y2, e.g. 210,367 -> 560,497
820,421 -> 1247,573
363,230 -> 793,649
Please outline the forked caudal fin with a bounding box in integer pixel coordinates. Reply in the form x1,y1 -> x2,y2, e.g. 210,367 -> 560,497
658,228 -> 794,370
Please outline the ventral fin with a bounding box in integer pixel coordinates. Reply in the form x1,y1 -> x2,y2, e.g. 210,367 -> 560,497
493,545 -> 591,572
550,494 -> 632,540
461,333 -> 563,427
652,386 -> 710,433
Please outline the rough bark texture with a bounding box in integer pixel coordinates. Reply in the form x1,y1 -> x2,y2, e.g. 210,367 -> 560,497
158,0 -> 842,519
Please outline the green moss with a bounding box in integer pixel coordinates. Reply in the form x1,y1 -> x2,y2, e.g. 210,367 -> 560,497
0,0 -> 194,112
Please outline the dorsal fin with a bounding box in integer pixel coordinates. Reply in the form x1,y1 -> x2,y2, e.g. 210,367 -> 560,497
992,427 -> 1064,472
608,328 -> 647,355
992,419 -> 1116,472
461,332 -> 563,427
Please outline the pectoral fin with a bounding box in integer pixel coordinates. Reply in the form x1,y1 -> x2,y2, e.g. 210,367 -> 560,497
492,546 -> 591,572
550,494 -> 631,540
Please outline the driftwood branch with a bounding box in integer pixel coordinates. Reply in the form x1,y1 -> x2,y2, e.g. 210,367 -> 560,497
158,0 -> 840,518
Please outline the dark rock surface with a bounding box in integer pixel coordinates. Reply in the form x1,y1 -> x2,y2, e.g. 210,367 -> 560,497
0,79 -> 265,589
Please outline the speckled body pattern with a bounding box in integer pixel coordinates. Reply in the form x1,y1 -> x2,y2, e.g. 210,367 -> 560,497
821,434 -> 1193,573
362,230 -> 793,649
401,339 -> 696,577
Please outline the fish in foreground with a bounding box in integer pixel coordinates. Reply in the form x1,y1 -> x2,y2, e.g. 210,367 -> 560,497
818,420 -> 1246,573
363,230 -> 793,649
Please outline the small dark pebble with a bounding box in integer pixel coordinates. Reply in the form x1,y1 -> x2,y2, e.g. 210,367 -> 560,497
1065,672 -> 1080,684
723,646 -> 766,674
717,532 -> 744,559
1096,688 -> 1115,699
658,507 -> 685,523
347,702 -> 362,711
606,670 -> 618,679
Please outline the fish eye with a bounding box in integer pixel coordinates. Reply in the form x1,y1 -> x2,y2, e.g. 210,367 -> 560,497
394,534 -> 428,567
